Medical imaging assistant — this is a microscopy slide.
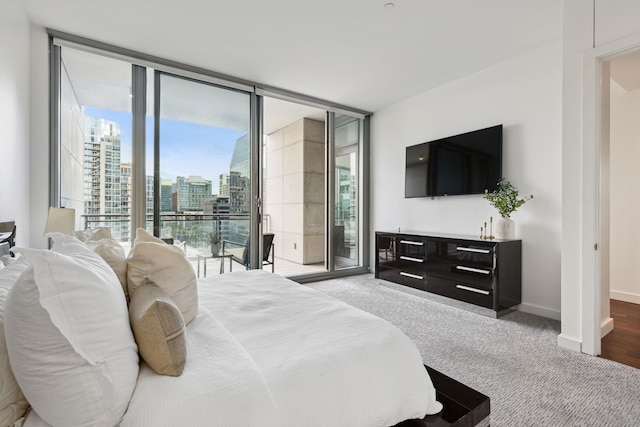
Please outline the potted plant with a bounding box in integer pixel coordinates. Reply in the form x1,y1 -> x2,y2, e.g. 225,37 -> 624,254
208,231 -> 221,255
484,178 -> 533,239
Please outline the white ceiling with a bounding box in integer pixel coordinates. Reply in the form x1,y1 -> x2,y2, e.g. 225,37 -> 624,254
23,0 -> 563,114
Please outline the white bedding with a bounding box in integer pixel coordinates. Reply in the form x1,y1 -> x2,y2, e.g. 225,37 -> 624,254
24,308 -> 281,427
197,270 -> 442,427
120,307 -> 280,427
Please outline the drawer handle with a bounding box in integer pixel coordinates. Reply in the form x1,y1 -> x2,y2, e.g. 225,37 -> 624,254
456,284 -> 490,295
456,266 -> 491,275
457,246 -> 491,254
400,256 -> 424,263
400,272 -> 424,280
400,240 -> 424,246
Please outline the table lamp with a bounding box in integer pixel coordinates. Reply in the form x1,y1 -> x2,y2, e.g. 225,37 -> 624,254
44,207 -> 76,236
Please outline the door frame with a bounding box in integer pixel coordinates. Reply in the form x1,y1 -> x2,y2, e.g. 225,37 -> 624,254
582,31 -> 640,355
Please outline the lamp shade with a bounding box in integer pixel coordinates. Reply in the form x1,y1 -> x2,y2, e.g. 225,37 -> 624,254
44,207 -> 76,236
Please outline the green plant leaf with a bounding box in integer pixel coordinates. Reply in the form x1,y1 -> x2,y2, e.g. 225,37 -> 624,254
484,178 -> 533,218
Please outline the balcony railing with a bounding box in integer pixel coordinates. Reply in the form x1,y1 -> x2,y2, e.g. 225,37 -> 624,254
80,213 -> 250,256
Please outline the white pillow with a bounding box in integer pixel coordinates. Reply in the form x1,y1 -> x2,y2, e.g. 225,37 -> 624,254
0,260 -> 30,427
5,234 -> 139,427
74,226 -> 112,243
128,229 -> 198,325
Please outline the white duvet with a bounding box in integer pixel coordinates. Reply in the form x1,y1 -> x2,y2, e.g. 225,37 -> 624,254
23,270 -> 441,427
196,270 -> 441,427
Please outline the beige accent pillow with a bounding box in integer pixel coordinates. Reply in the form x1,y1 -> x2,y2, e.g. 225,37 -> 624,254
86,237 -> 129,299
134,227 -> 166,244
129,283 -> 186,376
127,229 -> 198,325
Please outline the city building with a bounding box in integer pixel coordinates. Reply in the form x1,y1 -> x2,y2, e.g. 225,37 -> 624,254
83,117 -> 124,239
219,173 -> 230,197
160,179 -> 173,212
175,176 -> 212,213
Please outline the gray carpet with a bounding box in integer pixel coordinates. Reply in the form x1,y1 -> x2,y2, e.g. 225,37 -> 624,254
306,274 -> 640,427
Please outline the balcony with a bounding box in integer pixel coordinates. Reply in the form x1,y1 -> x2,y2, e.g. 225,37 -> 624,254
80,213 -> 325,277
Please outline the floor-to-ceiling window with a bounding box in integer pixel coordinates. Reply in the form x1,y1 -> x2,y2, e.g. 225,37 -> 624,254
153,72 -> 252,258
57,47 -> 134,243
51,32 -> 369,280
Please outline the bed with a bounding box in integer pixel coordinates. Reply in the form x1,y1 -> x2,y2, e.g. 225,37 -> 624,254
0,229 -> 442,427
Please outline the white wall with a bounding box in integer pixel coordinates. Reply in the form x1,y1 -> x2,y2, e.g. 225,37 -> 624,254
0,0 -> 31,246
371,41 -> 563,320
29,25 -> 50,249
609,79 -> 640,304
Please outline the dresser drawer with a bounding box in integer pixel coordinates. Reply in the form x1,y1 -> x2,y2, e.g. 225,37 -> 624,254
428,276 -> 494,309
398,237 -> 427,259
454,244 -> 494,267
379,269 -> 427,292
448,263 -> 494,288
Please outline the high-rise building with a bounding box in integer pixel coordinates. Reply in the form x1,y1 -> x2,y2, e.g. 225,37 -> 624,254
219,173 -> 230,197
227,133 -> 251,244
204,195 -> 231,242
120,162 -> 132,242
83,117 -> 123,238
229,134 -> 250,214
175,175 -> 212,212
161,179 -> 173,212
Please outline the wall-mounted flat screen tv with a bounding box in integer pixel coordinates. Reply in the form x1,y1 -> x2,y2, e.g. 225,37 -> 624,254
405,125 -> 502,198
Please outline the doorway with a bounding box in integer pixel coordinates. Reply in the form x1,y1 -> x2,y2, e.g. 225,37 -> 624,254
599,51 -> 640,368
261,97 -> 367,277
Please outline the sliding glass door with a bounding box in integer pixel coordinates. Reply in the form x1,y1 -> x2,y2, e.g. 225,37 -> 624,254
153,73 -> 252,259
332,114 -> 363,270
334,114 -> 361,269
262,96 -> 328,276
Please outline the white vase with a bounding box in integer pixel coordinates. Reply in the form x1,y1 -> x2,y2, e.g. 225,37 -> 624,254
494,217 -> 515,240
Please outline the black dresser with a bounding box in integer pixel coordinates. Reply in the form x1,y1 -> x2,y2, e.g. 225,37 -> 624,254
375,231 -> 521,316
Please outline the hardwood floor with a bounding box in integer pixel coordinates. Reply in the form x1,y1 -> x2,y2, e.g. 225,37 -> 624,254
600,299 -> 640,369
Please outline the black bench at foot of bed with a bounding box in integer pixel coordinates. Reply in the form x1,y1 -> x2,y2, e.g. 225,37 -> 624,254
394,366 -> 490,427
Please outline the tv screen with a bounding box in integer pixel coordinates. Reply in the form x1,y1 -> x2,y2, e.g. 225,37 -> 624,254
405,125 -> 502,198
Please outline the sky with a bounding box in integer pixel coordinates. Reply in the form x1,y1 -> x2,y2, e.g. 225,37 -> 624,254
85,107 -> 245,194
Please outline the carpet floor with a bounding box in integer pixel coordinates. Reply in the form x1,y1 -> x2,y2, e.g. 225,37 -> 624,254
306,274 -> 640,427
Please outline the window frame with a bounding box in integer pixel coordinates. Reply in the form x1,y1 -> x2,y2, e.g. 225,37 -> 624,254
49,30 -> 371,279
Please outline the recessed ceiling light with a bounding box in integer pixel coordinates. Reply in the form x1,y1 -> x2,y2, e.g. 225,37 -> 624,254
383,2 -> 395,9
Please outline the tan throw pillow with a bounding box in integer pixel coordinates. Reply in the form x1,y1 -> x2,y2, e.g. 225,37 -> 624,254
86,237 -> 129,300
129,283 -> 186,376
127,228 -> 198,325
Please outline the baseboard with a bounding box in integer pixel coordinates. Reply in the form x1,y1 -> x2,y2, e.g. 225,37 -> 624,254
517,302 -> 561,321
557,334 -> 582,352
610,290 -> 640,305
601,317 -> 614,338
